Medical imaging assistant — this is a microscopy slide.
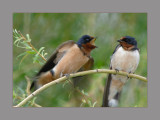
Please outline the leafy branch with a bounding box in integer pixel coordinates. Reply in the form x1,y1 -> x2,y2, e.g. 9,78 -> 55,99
13,29 -> 47,65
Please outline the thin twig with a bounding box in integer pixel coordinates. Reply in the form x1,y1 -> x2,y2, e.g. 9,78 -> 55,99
25,76 -> 31,95
18,31 -> 47,62
25,76 -> 42,107
32,103 -> 42,107
14,69 -> 147,107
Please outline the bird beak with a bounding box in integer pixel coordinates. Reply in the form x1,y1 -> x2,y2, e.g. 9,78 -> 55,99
90,37 -> 98,48
90,36 -> 97,45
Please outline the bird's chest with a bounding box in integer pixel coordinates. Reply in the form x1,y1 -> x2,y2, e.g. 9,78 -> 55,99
111,47 -> 139,73
55,45 -> 89,76
111,47 -> 139,83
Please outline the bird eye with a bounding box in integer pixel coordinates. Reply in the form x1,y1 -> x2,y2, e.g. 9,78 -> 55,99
86,39 -> 90,41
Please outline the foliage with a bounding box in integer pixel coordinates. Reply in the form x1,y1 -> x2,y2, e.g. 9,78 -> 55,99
13,29 -> 47,66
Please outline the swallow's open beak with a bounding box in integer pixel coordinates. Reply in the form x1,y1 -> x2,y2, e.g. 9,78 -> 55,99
90,37 -> 97,48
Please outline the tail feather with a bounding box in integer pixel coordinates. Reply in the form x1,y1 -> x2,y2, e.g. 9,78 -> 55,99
30,81 -> 36,90
102,73 -> 122,107
30,76 -> 39,91
108,92 -> 121,107
102,74 -> 112,107
114,92 -> 121,100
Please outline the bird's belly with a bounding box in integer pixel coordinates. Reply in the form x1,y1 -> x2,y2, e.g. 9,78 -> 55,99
111,48 -> 139,83
111,49 -> 139,73
54,46 -> 89,77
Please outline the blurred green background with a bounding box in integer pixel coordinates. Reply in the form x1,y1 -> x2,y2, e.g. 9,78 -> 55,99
13,13 -> 147,107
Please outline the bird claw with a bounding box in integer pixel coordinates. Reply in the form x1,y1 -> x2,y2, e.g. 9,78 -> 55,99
115,69 -> 119,74
64,74 -> 70,79
127,71 -> 132,79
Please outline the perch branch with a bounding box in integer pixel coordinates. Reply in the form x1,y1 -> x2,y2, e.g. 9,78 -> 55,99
14,69 -> 147,107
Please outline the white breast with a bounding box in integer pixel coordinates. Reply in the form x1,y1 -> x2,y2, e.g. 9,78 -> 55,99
111,47 -> 140,83
111,47 -> 140,72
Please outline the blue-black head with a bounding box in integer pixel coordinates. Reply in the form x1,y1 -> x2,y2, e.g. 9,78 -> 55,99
117,36 -> 137,46
77,35 -> 97,48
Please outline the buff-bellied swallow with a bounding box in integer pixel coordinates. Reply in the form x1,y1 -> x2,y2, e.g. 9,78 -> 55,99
102,36 -> 140,107
30,35 -> 97,90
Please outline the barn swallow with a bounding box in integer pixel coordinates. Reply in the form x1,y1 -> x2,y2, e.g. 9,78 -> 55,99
30,35 -> 97,90
102,36 -> 140,107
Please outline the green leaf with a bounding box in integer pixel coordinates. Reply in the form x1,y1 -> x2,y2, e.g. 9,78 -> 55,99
23,43 -> 32,49
82,99 -> 86,103
16,52 -> 27,60
80,102 -> 84,107
13,29 -> 19,37
13,29 -> 21,38
33,53 -> 39,63
26,34 -> 31,42
41,49 -> 48,58
92,101 -> 97,107
25,46 -> 32,49
33,59 -> 39,63
14,38 -> 23,45
81,90 -> 85,94
84,92 -> 88,96
81,89 -> 88,96
43,53 -> 48,57
26,51 -> 36,54
38,47 -> 45,54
